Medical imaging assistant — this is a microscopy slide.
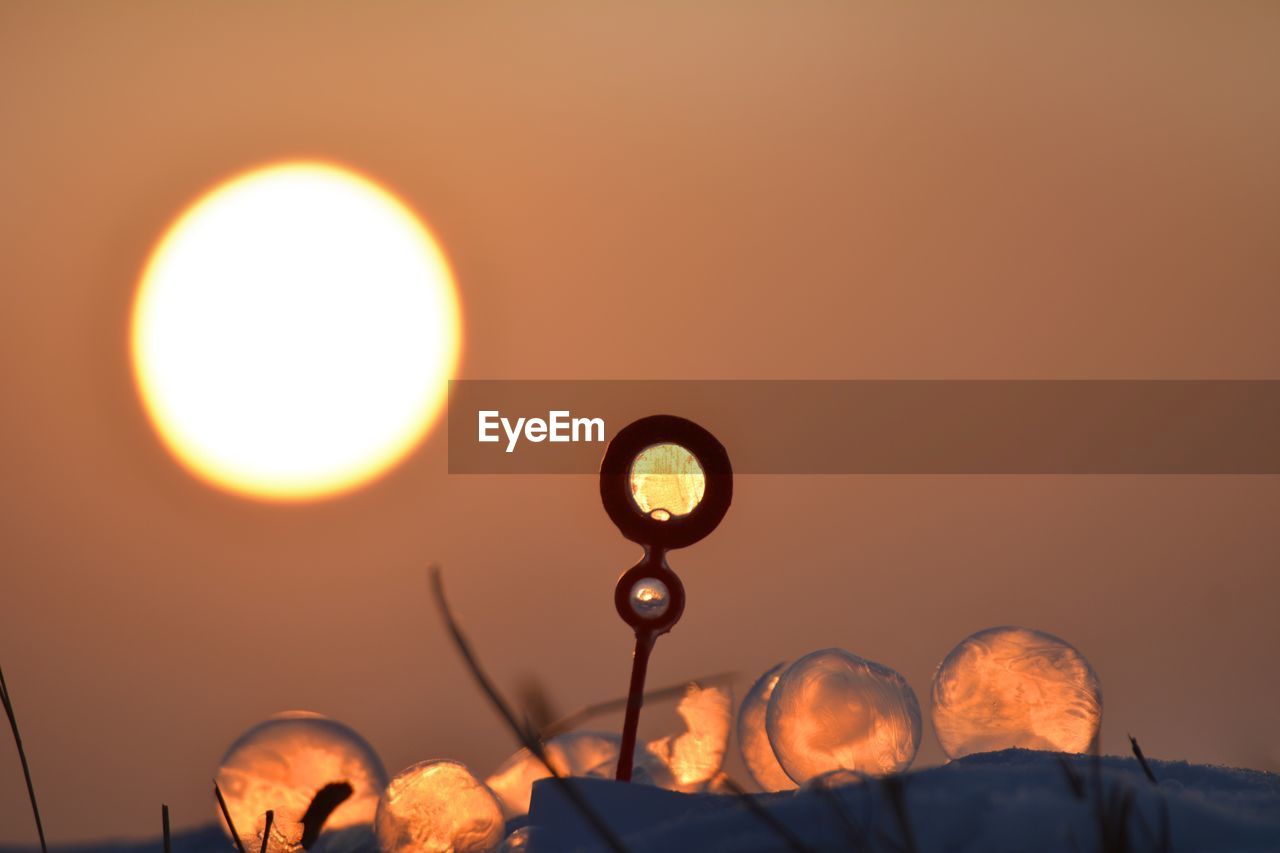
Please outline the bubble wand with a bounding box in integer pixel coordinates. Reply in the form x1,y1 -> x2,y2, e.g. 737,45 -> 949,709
599,415 -> 732,781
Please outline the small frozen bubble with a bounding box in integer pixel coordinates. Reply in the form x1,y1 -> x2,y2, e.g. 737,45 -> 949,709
375,760 -> 504,853
486,686 -> 730,810
639,683 -> 733,793
931,626 -> 1102,760
765,649 -> 921,783
485,733 -> 620,819
797,768 -> 866,793
629,578 -> 671,620
214,711 -> 389,853
497,827 -> 539,852
737,662 -> 798,791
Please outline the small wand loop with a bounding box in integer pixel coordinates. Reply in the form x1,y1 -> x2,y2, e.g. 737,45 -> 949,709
613,550 -> 685,781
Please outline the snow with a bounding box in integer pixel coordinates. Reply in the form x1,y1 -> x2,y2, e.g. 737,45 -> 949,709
527,750 -> 1280,852
3,749 -> 1277,852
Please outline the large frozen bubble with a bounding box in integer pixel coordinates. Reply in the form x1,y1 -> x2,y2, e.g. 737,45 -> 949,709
765,649 -> 921,783
375,760 -> 505,853
485,732 -> 620,819
214,711 -> 389,853
736,663 -> 798,791
931,626 -> 1103,760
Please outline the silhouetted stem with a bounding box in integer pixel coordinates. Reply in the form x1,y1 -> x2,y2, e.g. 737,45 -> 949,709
260,810 -> 274,853
428,566 -> 629,853
0,665 -> 47,853
1128,734 -> 1159,785
214,780 -> 247,853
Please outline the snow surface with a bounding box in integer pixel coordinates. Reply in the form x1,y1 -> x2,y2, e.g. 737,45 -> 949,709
4,749 -> 1277,852
528,750 -> 1280,852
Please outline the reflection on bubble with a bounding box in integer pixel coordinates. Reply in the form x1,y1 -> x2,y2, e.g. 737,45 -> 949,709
640,683 -> 732,793
485,733 -> 620,819
629,443 -> 705,520
766,649 -> 921,783
629,578 -> 671,620
931,626 -> 1103,760
737,663 -> 798,791
375,760 -> 504,853
214,711 -> 388,853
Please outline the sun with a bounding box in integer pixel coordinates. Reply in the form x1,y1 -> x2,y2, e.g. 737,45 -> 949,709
131,161 -> 461,501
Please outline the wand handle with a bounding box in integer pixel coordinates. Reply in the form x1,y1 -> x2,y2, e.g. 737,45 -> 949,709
616,631 -> 656,781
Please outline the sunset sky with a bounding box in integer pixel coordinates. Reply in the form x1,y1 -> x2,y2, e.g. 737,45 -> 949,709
1,2 -> 1278,844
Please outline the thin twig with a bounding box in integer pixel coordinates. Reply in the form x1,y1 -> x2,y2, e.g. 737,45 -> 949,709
1129,736 -> 1172,852
542,671 -> 738,738
0,665 -> 47,853
1058,756 -> 1086,800
1105,785 -> 1136,853
1156,797 -> 1172,853
812,785 -> 871,853
428,566 -> 629,853
1088,744 -> 1140,853
1128,735 -> 1159,785
881,775 -> 920,853
162,804 -> 172,853
260,810 -> 274,853
214,780 -> 248,853
720,776 -> 816,853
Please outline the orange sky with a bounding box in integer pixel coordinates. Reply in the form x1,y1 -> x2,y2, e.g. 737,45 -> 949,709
1,2 -> 1278,843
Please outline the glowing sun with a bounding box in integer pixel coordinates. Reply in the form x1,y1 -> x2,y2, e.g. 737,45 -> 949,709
131,161 -> 461,501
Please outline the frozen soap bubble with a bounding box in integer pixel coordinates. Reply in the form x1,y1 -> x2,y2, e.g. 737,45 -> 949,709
485,732 -> 620,819
931,626 -> 1102,760
640,683 -> 733,792
375,760 -> 504,853
497,827 -> 538,852
737,663 -> 798,791
797,768 -> 866,793
485,684 -> 730,813
765,649 -> 921,783
214,711 -> 389,853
